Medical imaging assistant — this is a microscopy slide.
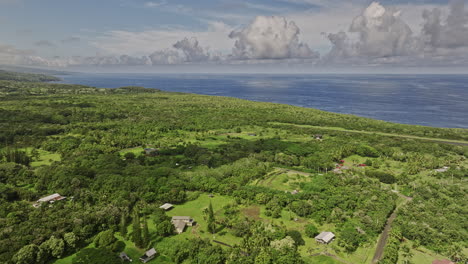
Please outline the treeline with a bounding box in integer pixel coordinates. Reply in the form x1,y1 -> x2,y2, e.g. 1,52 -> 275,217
0,70 -> 60,82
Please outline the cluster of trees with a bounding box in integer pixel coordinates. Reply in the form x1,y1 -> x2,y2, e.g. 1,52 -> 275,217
0,79 -> 466,263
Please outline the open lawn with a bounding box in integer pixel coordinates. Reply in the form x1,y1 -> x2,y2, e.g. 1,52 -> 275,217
304,255 -> 343,264
21,148 -> 61,167
165,194 -> 241,246
252,167 -> 314,192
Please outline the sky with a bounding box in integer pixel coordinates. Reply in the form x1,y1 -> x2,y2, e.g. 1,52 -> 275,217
0,0 -> 467,73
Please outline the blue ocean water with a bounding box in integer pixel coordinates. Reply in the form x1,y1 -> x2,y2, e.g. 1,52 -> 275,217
56,74 -> 468,129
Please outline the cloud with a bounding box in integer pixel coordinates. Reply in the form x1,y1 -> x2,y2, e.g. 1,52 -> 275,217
144,1 -> 166,8
324,2 -> 416,62
229,16 -> 319,60
92,21 -> 234,56
323,1 -> 468,66
149,37 -> 220,64
61,36 -> 81,44
0,44 -> 34,65
34,40 -> 56,48
421,0 -> 468,49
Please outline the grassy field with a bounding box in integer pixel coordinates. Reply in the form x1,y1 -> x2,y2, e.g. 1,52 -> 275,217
20,148 -> 61,167
252,167 -> 314,192
304,255 -> 342,263
164,194 -> 240,246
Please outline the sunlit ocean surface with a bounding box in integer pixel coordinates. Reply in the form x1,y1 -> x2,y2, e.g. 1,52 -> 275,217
57,74 -> 468,129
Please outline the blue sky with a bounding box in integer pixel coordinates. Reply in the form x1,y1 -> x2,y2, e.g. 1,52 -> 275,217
0,0 -> 467,71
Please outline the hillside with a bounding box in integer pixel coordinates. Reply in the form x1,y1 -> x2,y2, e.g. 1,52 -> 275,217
0,80 -> 466,264
0,70 -> 60,82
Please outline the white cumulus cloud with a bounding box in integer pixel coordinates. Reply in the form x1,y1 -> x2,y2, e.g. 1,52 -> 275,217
229,16 -> 319,60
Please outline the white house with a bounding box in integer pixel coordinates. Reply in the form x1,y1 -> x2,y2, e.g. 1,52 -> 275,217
315,231 -> 335,244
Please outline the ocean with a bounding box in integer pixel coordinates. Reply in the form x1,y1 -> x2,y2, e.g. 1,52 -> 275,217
56,73 -> 468,129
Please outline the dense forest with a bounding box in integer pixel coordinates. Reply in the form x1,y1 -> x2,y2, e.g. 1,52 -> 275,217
0,74 -> 466,264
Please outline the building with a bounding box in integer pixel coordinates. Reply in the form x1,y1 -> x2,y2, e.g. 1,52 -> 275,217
291,190 -> 299,195
139,248 -> 157,263
33,193 -> 66,208
159,203 -> 174,211
119,252 -> 132,262
315,231 -> 335,244
171,216 -> 195,234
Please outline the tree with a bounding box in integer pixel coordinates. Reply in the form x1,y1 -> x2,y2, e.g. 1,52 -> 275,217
286,230 -> 305,246
401,245 -> 413,264
94,230 -> 116,249
40,235 -> 65,259
120,212 -> 127,238
64,232 -> 78,250
142,215 -> 150,248
254,248 -> 272,264
12,244 -> 39,264
270,236 -> 295,251
72,248 -> 121,264
207,201 -> 216,234
305,224 -> 318,238
156,220 -> 174,237
132,211 -> 142,248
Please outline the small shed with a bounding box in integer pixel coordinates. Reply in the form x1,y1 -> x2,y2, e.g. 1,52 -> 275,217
315,231 -> 335,244
139,248 -> 157,263
291,190 -> 299,195
159,203 -> 174,211
119,252 -> 132,262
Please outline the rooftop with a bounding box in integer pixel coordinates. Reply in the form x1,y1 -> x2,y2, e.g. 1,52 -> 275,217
315,231 -> 335,243
172,216 -> 192,221
37,193 -> 64,203
159,203 -> 174,210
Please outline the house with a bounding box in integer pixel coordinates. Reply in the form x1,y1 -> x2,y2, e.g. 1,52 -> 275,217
315,231 -> 335,244
171,216 -> 195,234
159,203 -> 174,211
119,252 -> 132,262
139,248 -> 157,263
314,134 -> 323,140
144,148 -> 158,156
33,193 -> 66,208
432,260 -> 455,264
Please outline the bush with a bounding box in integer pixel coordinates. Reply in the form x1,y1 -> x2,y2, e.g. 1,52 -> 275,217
111,241 -> 125,253
305,224 -> 318,238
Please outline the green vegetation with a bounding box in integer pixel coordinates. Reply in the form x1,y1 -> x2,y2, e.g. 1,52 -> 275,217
0,78 -> 466,264
0,70 -> 60,82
